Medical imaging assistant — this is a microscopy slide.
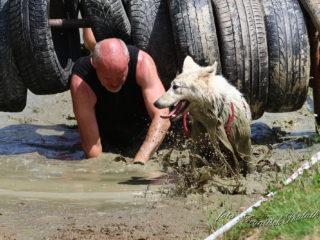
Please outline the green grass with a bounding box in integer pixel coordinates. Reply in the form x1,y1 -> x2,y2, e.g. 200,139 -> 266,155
312,133 -> 320,144
205,161 -> 320,240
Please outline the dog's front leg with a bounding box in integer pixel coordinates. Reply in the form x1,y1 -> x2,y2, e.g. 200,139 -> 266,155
190,120 -> 209,156
190,120 -> 206,141
213,123 -> 240,175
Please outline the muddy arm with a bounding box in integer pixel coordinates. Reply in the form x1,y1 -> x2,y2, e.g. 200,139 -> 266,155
132,51 -> 171,164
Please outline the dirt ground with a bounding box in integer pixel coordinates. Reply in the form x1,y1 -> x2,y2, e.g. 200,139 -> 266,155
0,90 -> 319,240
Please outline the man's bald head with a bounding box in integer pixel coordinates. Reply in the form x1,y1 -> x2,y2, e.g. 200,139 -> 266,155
92,38 -> 129,67
91,38 -> 130,93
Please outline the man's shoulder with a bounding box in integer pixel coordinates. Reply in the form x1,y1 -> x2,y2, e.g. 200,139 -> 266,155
135,50 -> 161,87
72,56 -> 93,79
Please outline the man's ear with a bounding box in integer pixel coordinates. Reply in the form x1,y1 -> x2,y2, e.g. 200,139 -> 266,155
182,56 -> 200,72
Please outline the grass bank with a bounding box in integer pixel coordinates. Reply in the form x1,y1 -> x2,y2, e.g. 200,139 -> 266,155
205,155 -> 320,240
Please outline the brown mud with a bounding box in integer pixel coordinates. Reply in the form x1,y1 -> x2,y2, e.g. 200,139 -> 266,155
0,91 -> 318,240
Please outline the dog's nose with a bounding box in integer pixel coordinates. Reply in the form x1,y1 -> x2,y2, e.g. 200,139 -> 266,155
154,100 -> 162,109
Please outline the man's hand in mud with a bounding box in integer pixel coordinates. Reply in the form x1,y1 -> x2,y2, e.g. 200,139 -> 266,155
130,153 -> 149,165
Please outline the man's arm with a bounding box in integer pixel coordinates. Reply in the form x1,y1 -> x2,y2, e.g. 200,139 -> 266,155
132,51 -> 171,164
83,28 -> 96,52
70,74 -> 102,158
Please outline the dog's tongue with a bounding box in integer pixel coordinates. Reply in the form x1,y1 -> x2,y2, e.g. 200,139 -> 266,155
161,100 -> 187,119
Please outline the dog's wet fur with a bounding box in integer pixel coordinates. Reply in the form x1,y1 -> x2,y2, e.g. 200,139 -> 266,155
155,56 -> 254,175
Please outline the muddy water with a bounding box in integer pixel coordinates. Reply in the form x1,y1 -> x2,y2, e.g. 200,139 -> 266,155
0,92 -> 182,240
0,154 -> 164,202
0,92 -> 165,206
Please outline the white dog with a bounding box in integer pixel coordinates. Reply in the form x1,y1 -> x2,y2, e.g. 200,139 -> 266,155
154,56 -> 254,174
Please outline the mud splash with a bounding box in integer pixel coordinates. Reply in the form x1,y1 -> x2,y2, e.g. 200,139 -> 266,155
155,92 -> 319,197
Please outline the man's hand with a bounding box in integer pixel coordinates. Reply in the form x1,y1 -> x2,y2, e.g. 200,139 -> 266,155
131,151 -> 149,164
130,115 -> 170,164
132,51 -> 171,164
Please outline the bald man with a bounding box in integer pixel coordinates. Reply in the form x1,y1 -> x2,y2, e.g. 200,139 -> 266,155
70,38 -> 170,163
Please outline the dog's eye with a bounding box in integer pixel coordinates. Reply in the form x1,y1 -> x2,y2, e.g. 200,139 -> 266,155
173,85 -> 179,90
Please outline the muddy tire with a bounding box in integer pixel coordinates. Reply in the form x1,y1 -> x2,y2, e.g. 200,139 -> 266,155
9,0 -> 80,95
261,0 -> 310,112
82,0 -> 131,43
299,0 -> 320,33
129,0 -> 178,88
0,0 -> 27,112
211,0 -> 269,120
167,0 -> 221,72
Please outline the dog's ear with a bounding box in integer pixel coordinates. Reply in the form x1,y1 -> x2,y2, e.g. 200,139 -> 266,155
183,56 -> 199,72
199,61 -> 217,78
204,61 -> 217,75
211,61 -> 218,75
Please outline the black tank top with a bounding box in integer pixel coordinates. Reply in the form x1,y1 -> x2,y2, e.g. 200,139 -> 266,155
72,45 -> 149,148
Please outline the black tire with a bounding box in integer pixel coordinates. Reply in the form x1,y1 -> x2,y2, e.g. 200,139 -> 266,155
0,0 -> 27,112
261,0 -> 310,112
167,0 -> 221,71
129,0 -> 178,88
299,0 -> 320,33
9,0 -> 80,95
211,0 -> 269,120
82,0 -> 131,43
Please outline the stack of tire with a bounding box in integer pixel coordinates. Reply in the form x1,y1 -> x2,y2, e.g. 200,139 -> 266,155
0,0 -> 81,112
0,0 -> 317,120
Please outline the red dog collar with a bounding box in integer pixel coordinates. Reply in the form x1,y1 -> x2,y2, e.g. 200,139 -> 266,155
183,112 -> 190,136
224,102 -> 235,142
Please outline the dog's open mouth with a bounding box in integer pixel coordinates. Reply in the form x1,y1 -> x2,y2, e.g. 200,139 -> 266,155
161,100 -> 190,119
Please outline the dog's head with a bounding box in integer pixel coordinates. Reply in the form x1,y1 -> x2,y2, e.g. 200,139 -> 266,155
154,56 -> 217,120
